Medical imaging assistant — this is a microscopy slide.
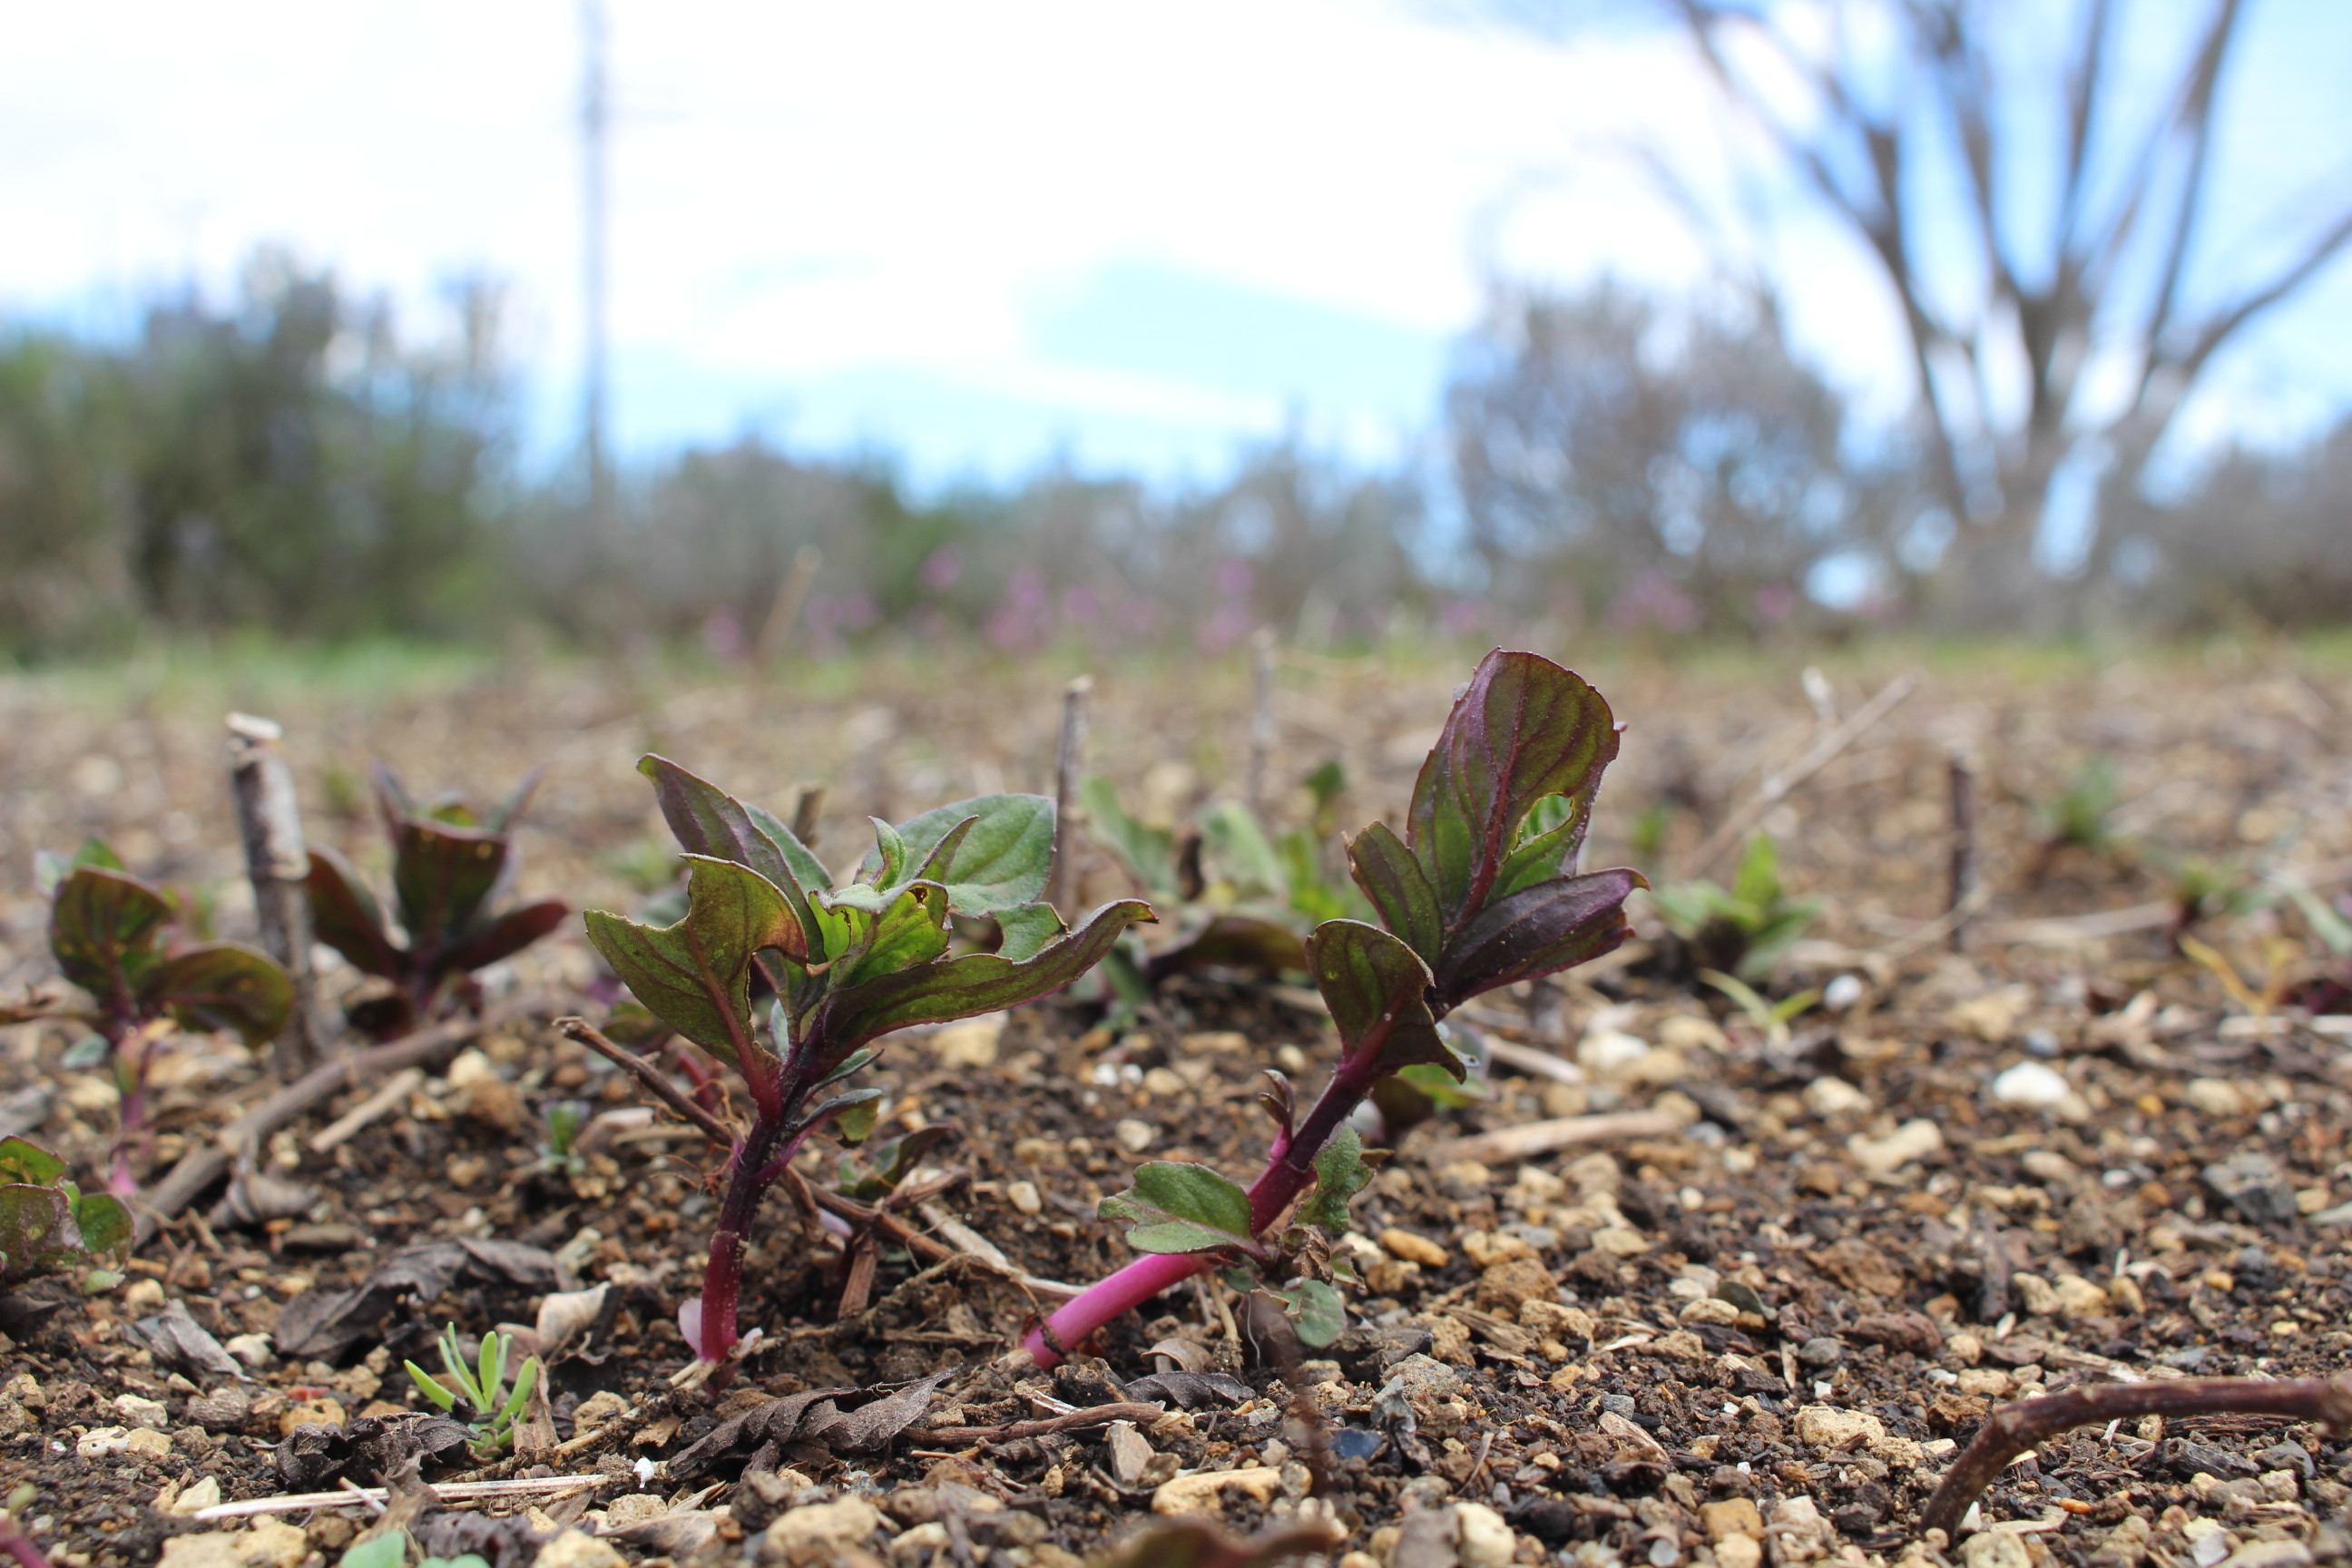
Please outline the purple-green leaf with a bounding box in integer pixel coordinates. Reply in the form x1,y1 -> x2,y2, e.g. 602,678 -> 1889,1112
1304,919 -> 1455,1082
0,1183 -> 76,1288
1405,650 -> 1620,934
390,818 -> 506,956
0,1138 -> 65,1187
583,856 -> 806,1067
1344,821 -> 1443,966
1428,868 -> 1643,1011
1145,913 -> 1308,983
49,867 -> 172,1009
305,848 -> 406,980
141,944 -> 294,1047
638,755 -> 823,938
815,898 -> 1154,1054
434,897 -> 570,979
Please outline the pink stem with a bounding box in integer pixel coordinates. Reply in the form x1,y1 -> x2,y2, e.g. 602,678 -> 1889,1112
1021,1072 -> 1362,1367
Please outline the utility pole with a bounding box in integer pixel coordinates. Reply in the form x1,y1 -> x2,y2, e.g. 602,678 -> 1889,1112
580,0 -> 612,524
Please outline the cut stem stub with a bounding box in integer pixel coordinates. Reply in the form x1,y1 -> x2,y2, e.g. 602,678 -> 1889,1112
1919,1373 -> 2352,1542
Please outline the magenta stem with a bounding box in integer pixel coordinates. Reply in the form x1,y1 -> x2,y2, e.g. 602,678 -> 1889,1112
0,1515 -> 56,1568
1021,1055 -> 1379,1367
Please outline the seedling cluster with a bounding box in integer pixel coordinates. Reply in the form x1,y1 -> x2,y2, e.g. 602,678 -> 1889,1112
404,1322 -> 541,1455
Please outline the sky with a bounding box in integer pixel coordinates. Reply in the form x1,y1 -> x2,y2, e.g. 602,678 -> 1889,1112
5,0 -> 2350,494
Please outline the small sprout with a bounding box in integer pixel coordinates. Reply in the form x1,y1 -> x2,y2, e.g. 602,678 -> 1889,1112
2036,756 -> 2123,854
27,840 -> 292,1194
0,1136 -> 132,1292
306,767 -> 569,1037
1024,650 -> 1645,1370
338,1537 -> 405,1568
1649,833 -> 1818,983
403,1323 -> 539,1454
536,1102 -> 591,1175
585,750 -> 1152,1371
1700,967 -> 1820,1043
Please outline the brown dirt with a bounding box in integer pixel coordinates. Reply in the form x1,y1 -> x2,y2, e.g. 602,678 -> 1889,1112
1,640 -> 2349,1568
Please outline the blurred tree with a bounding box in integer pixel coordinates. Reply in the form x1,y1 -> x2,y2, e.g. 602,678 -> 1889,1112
1473,0 -> 2352,622
119,253 -> 508,637
0,329 -> 137,655
1667,0 -> 2352,621
1448,280 -> 1908,632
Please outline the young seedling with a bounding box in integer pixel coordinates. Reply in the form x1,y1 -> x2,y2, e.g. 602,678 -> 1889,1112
1023,650 -> 1642,1367
1918,1373 -> 2352,1541
404,1323 -> 540,1455
1083,763 -> 1373,994
31,841 -> 292,1195
0,1136 -> 132,1291
1648,833 -> 1818,983
584,754 -> 1153,1377
305,767 -> 569,1037
535,1101 -> 591,1178
2025,756 -> 2131,883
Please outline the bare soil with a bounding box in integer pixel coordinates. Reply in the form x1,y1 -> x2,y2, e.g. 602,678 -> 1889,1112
1,640 -> 2349,1568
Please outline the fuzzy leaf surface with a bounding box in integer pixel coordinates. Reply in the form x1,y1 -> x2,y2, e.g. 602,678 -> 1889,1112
1405,650 -> 1619,932
1100,1161 -> 1256,1256
860,795 -> 1055,916
639,755 -> 813,906
583,856 -> 804,1064
1299,1125 -> 1371,1232
994,902 -> 1064,963
813,898 -> 1153,1053
1305,919 -> 1454,1081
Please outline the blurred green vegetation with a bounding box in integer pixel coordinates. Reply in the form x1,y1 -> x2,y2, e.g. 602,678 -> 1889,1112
5,251 -> 2347,666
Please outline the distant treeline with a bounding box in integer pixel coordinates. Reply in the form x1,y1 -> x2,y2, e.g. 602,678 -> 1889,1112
2,254 -> 2345,661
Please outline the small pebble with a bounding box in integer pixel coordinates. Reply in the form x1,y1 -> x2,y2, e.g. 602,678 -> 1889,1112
1798,1337 -> 1844,1368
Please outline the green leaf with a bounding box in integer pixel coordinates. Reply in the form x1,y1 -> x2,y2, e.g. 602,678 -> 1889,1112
1730,835 -> 1782,909
305,848 -> 407,979
1100,1161 -> 1256,1256
1492,793 -> 1595,901
1299,1125 -> 1370,1232
141,944 -> 294,1047
833,884 -> 952,987
582,856 -> 805,1065
338,1532 -> 408,1568
867,818 -> 910,888
864,795 -> 1057,916
826,1090 -> 884,1145
742,802 -> 834,897
1268,1279 -> 1347,1348
1079,777 -> 1178,899
390,818 -> 507,957
1427,868 -> 1642,1011
1304,920 -> 1453,1081
1396,1060 -> 1486,1109
1306,760 -> 1348,811
0,1139 -> 65,1188
812,898 -> 1155,1054
817,1046 -> 878,1088
994,902 -> 1065,963
1199,801 -> 1287,903
1345,823 -> 1443,965
50,867 -> 172,1008
405,1359 -> 459,1411
1404,649 -> 1621,935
